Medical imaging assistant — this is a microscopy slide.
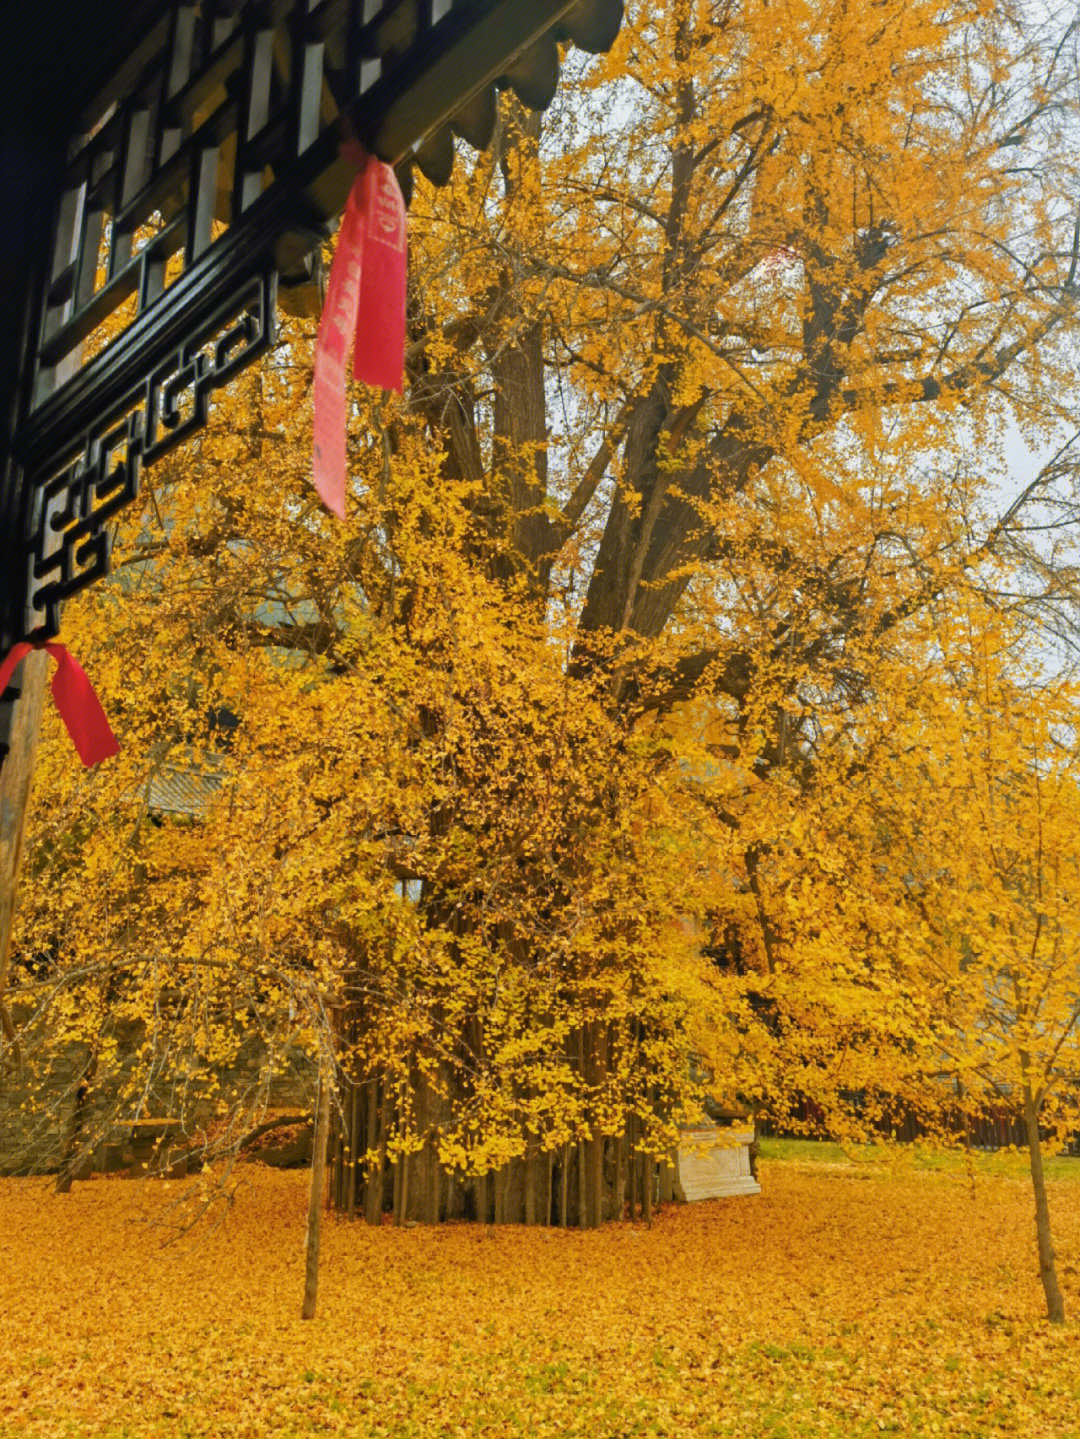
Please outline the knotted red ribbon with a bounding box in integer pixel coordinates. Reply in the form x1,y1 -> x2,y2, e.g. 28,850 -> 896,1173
312,148 -> 407,518
0,642 -> 119,768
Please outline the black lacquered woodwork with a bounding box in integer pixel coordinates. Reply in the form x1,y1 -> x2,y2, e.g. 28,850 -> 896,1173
1,0 -> 623,657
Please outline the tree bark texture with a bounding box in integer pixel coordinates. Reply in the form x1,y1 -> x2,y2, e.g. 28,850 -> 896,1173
322,1019 -> 679,1227
1022,1083 -> 1066,1324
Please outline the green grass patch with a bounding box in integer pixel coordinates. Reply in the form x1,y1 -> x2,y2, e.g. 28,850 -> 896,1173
757,1135 -> 1080,1181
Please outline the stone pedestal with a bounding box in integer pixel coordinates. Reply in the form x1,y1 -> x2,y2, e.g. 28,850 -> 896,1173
676,1124 -> 760,1201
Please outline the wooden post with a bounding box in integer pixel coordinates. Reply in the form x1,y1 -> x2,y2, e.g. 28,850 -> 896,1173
364,1077 -> 383,1225
627,1112 -> 637,1222
576,1026 -> 588,1230
399,1148 -> 410,1224
643,1075 -> 655,1225
329,1101 -> 344,1211
616,1129 -> 627,1221
301,1065 -> 332,1320
346,1082 -> 360,1219
592,1133 -> 605,1227
524,1143 -> 537,1225
590,1024 -> 605,1227
424,1141 -> 441,1224
0,652 -> 48,1065
658,1153 -> 674,1205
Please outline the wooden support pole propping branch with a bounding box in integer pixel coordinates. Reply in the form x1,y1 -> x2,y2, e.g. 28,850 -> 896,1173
301,1064 -> 332,1320
346,1083 -> 360,1220
0,651 -> 49,1066
364,1077 -> 383,1226
658,1153 -> 675,1205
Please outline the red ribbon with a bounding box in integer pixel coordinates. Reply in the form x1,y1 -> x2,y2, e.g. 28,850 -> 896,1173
312,150 -> 407,518
0,642 -> 119,768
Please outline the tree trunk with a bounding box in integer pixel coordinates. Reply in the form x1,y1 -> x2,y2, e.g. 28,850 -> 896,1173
364,1078 -> 383,1225
1022,1083 -> 1065,1324
301,1066 -> 332,1320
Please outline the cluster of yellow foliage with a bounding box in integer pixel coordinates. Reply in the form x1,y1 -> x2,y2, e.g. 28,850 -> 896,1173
2,1157 -> 1078,1437
12,341 -> 723,1208
7,0 -> 1079,1246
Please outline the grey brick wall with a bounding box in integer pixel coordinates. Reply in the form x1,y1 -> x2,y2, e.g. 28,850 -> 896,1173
0,1004 -> 315,1175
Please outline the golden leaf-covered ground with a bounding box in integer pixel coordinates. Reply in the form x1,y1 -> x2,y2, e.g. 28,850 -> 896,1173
2,1154 -> 1078,1438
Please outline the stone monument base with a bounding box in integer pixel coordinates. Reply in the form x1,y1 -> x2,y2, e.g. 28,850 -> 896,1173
676,1124 -> 760,1201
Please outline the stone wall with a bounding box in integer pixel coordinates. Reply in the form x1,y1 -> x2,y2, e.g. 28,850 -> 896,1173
0,1037 -> 88,1173
0,1005 -> 315,1175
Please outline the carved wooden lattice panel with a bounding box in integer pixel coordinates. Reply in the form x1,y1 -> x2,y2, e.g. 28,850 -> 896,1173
3,0 -> 622,652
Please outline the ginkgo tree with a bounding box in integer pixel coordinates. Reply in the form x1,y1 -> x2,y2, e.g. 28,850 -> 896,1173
395,0 -> 1080,1159
8,335 -> 731,1228
699,576 -> 1080,1323
865,597 -> 1079,1324
5,0 -> 1079,1252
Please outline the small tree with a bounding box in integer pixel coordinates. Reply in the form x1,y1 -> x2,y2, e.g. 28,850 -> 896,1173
861,597 -> 1078,1324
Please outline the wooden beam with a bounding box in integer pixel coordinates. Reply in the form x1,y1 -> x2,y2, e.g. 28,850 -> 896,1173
0,651 -> 48,1065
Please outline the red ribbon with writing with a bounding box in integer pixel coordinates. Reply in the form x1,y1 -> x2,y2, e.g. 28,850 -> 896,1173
0,642 -> 119,768
312,149 -> 407,518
